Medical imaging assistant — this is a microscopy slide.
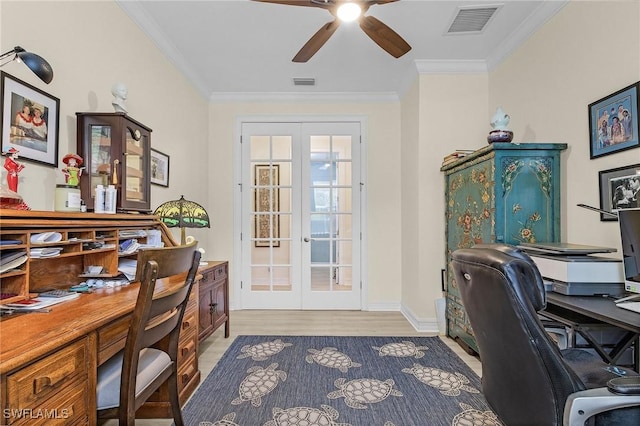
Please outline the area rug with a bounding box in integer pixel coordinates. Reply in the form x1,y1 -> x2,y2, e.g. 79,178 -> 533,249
182,335 -> 501,426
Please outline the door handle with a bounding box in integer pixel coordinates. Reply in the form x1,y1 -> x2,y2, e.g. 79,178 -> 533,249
303,237 -> 315,242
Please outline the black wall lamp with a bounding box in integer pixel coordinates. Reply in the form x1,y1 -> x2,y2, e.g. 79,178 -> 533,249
0,46 -> 53,84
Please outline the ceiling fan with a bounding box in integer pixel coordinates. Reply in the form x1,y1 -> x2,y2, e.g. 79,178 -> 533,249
253,0 -> 411,62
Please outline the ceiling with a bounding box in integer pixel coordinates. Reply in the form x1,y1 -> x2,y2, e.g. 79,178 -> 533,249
117,0 -> 568,101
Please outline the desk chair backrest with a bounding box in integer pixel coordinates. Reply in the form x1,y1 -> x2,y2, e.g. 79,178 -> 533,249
98,242 -> 200,425
451,245 -> 585,425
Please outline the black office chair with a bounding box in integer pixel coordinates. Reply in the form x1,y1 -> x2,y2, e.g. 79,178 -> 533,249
96,242 -> 201,425
451,244 -> 640,426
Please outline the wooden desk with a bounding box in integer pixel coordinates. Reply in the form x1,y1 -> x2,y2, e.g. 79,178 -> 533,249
0,209 -> 203,425
0,277 -> 198,425
542,292 -> 640,372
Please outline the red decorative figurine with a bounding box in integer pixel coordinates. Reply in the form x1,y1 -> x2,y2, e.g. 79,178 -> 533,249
4,147 -> 25,193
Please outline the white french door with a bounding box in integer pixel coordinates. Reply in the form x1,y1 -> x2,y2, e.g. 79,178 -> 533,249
240,121 -> 362,309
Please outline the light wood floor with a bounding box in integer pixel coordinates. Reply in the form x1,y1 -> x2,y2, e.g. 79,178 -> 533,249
103,310 -> 481,425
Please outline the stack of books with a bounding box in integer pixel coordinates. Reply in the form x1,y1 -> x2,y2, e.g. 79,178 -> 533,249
0,250 -> 27,273
441,149 -> 475,167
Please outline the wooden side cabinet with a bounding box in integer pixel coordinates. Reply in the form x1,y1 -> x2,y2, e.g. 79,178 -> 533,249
198,261 -> 230,342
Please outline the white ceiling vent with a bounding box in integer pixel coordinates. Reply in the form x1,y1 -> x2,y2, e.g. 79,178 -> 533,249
446,5 -> 501,35
293,77 -> 316,86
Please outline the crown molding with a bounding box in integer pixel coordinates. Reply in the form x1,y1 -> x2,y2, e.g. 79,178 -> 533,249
209,91 -> 400,103
415,59 -> 489,74
116,0 -> 210,100
486,0 -> 568,70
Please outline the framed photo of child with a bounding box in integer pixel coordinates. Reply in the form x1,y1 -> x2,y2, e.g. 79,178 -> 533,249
0,71 -> 60,167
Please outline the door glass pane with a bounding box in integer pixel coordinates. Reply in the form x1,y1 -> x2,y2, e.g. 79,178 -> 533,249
90,125 -> 111,197
250,134 -> 293,293
333,135 -> 352,160
310,266 -> 331,291
337,266 -> 352,289
272,136 -> 292,160
308,134 -> 352,293
125,132 -> 144,202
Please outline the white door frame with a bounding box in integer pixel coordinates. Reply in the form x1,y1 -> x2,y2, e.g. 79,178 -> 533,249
233,115 -> 368,310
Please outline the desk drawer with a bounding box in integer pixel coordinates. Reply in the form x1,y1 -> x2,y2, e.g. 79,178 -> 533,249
201,264 -> 227,284
178,328 -> 197,365
6,338 -> 89,410
181,308 -> 198,337
178,355 -> 198,390
97,314 -> 130,366
10,384 -> 88,426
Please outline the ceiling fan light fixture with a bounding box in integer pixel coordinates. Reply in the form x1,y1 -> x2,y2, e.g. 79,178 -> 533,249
337,2 -> 361,22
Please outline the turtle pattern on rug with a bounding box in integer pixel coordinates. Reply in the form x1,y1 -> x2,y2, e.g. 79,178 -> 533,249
183,336 -> 503,426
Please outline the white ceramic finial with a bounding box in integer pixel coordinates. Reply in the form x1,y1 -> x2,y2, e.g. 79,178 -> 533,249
490,106 -> 510,131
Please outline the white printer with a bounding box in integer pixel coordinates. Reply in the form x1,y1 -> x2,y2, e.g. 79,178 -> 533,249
519,242 -> 625,296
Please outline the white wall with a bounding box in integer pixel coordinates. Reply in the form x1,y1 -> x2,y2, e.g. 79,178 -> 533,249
0,0 -> 210,250
400,73 -> 489,329
400,78 -> 421,323
489,0 -> 640,252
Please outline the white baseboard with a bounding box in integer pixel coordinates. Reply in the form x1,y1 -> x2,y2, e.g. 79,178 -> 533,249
400,304 -> 441,334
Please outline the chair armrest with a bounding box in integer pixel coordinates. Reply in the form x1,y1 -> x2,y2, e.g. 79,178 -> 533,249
564,377 -> 640,426
608,376 -> 640,395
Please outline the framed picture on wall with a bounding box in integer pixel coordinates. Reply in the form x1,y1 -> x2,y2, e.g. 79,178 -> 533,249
588,81 -> 639,159
254,164 -> 280,247
150,148 -> 170,187
0,71 -> 60,167
599,163 -> 640,221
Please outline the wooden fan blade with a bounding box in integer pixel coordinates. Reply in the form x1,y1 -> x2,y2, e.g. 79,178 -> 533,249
367,0 -> 399,5
251,0 -> 330,9
293,19 -> 340,62
359,15 -> 411,58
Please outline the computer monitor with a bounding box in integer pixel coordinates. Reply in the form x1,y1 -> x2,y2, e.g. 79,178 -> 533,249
618,208 -> 640,294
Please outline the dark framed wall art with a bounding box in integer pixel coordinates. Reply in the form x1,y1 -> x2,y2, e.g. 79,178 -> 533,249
150,148 -> 170,187
0,71 -> 60,167
254,164 -> 280,247
588,81 -> 639,159
599,163 -> 640,221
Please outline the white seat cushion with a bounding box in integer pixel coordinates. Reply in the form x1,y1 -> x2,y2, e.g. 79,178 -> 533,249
96,347 -> 172,410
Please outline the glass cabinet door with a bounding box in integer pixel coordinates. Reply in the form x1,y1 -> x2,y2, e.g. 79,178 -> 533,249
77,113 -> 151,213
120,123 -> 150,211
89,123 -> 113,200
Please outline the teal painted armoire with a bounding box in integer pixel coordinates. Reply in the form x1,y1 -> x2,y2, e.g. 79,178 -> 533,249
441,142 -> 567,354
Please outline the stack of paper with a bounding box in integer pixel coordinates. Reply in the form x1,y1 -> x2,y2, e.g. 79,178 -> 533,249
30,247 -> 63,258
0,250 -> 27,273
119,239 -> 140,255
1,292 -> 80,311
119,230 -> 147,238
118,258 -> 138,281
30,232 -> 63,244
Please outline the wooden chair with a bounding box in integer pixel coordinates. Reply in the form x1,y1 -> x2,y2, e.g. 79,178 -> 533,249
96,242 -> 201,425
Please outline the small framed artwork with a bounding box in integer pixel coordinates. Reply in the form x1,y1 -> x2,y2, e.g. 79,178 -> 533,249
598,163 -> 640,221
150,148 -> 170,187
254,164 -> 280,247
0,71 -> 60,167
588,81 -> 639,159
